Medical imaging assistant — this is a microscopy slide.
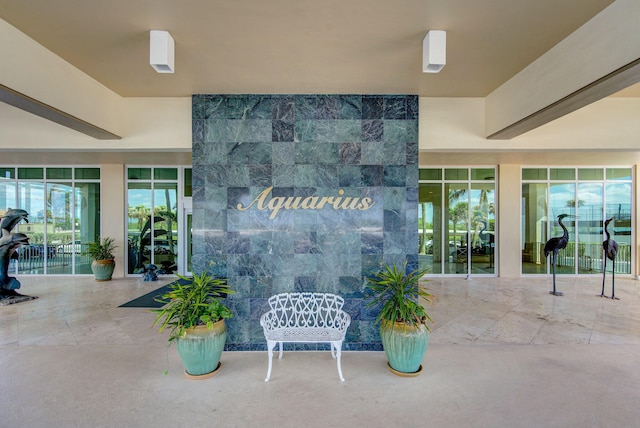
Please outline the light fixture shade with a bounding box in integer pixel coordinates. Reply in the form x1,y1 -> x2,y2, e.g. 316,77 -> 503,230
423,30 -> 446,73
150,30 -> 175,73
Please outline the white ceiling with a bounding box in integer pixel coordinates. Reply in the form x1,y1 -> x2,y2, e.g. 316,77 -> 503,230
2,0 -> 637,98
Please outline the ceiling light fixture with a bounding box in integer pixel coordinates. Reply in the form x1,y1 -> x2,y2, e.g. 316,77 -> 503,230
150,30 -> 175,73
423,30 -> 446,73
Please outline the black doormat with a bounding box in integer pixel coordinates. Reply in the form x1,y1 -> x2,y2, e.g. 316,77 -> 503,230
119,278 -> 190,308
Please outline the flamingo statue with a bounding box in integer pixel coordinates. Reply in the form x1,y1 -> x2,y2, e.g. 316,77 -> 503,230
544,214 -> 573,296
600,217 -> 619,300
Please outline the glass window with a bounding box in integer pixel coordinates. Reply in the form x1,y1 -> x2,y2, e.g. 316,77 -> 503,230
17,182 -> 45,273
47,182 -> 74,274
184,168 -> 192,197
154,168 -> 178,180
46,168 -> 72,180
153,183 -> 178,273
420,167 -> 496,276
128,168 -> 152,180
522,166 -> 632,276
126,168 -> 181,275
127,183 -> 152,274
444,168 -> 468,181
445,183 -> 469,275
607,168 -> 632,181
548,183 -> 576,275
419,169 -> 441,181
0,166 -> 100,275
550,168 -> 575,181
470,183 -> 495,274
75,168 -> 101,180
521,183 -> 548,274
577,182 -> 603,274
470,169 -> 495,181
418,183 -> 442,275
0,168 -> 15,179
578,168 -> 603,181
605,182 -> 632,274
75,183 -> 101,274
522,168 -> 547,181
18,168 -> 44,180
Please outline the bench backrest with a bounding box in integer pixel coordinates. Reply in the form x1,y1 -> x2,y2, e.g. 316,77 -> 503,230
266,292 -> 346,329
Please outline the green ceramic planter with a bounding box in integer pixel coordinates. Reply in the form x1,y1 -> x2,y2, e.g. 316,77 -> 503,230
91,259 -> 115,281
380,320 -> 429,374
175,320 -> 227,378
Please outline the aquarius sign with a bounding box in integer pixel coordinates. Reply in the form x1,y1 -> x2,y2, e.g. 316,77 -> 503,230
236,186 -> 376,219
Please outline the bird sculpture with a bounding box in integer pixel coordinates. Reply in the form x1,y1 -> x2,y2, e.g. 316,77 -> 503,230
544,214 -> 573,296
0,208 -> 36,304
600,217 -> 619,300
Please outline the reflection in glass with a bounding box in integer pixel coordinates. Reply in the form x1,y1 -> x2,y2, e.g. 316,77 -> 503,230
577,183 -> 603,274
523,170 -> 633,277
445,183 -> 468,275
470,183 -> 495,274
418,183 -> 441,274
605,182 -> 631,274
75,183 -> 100,274
127,183 -> 152,274
548,183 -> 575,275
47,182 -> 73,274
521,183 -> 548,274
153,183 -> 178,274
17,182 -> 45,274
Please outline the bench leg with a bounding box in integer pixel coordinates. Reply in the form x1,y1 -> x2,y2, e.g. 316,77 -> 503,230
278,341 -> 283,359
265,340 -> 277,382
332,341 -> 345,382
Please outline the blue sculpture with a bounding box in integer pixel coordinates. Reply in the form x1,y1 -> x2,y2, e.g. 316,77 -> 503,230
0,208 -> 37,305
142,264 -> 159,282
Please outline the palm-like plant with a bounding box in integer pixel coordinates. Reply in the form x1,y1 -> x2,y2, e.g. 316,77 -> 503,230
365,261 -> 432,329
152,272 -> 233,341
86,237 -> 117,261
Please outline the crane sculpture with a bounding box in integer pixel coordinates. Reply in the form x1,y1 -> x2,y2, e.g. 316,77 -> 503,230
544,214 -> 573,296
600,217 -> 619,300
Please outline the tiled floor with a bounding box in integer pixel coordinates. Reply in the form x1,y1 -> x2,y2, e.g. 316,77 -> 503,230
1,275 -> 639,427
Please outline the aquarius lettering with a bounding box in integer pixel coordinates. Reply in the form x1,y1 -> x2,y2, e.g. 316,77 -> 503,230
236,186 -> 376,219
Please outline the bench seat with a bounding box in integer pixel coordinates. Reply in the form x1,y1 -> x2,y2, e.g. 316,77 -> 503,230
260,292 -> 351,382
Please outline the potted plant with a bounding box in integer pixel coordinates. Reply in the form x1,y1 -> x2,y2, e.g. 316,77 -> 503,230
86,237 -> 117,281
152,271 -> 233,379
365,260 -> 433,376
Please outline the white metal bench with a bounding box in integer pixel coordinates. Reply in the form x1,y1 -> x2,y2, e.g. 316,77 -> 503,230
260,292 -> 351,382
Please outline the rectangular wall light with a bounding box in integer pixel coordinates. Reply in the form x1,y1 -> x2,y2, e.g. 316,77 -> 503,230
150,30 -> 175,73
423,30 -> 446,73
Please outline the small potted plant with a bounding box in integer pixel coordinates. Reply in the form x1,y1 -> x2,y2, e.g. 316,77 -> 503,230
86,237 -> 117,281
365,260 -> 433,376
152,271 -> 233,379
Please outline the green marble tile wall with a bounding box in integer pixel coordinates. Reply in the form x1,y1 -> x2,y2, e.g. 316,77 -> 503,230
192,94 -> 418,350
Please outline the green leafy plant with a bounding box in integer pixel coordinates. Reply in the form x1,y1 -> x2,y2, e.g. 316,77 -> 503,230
86,237 -> 117,261
365,261 -> 433,329
152,271 -> 234,341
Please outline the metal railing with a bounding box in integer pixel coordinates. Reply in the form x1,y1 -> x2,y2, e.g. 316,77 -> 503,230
11,244 -> 92,274
524,241 -> 631,274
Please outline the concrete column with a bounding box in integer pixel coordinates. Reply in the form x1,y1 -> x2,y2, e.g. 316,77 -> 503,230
101,164 -> 125,278
498,164 -> 521,277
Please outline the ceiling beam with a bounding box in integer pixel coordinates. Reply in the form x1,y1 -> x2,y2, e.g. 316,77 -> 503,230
486,0 -> 640,140
487,58 -> 640,140
0,84 -> 121,140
